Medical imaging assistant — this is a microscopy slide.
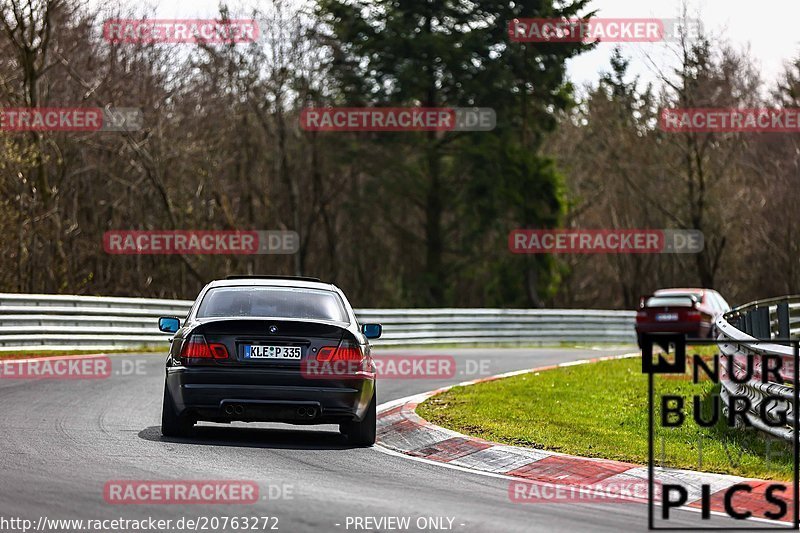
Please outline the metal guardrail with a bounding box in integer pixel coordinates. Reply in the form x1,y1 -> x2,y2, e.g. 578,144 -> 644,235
0,293 -> 636,351
0,294 -> 194,351
723,295 -> 800,340
717,297 -> 800,441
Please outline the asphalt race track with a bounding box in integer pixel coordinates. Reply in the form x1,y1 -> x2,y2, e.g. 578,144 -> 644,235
0,347 -> 751,532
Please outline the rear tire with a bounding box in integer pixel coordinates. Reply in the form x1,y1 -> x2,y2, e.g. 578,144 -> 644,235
341,393 -> 376,446
161,384 -> 193,438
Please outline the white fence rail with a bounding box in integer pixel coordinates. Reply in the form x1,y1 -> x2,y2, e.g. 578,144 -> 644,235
0,293 -> 636,351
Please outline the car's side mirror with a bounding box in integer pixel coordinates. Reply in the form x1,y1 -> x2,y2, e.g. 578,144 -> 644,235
158,316 -> 180,333
361,323 -> 382,339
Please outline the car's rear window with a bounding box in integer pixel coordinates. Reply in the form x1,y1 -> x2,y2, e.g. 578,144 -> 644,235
645,296 -> 696,308
196,286 -> 349,322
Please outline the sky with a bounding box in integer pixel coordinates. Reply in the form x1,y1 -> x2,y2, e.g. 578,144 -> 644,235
565,0 -> 799,93
106,0 -> 800,93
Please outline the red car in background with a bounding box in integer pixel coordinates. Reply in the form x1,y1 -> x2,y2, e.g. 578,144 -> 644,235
635,288 -> 731,347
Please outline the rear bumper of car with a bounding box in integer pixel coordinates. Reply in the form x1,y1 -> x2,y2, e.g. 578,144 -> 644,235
166,366 -> 375,424
635,321 -> 712,337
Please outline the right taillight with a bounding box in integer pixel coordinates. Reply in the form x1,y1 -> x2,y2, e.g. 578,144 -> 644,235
305,339 -> 371,379
180,334 -> 228,361
316,346 -> 336,362
317,341 -> 362,362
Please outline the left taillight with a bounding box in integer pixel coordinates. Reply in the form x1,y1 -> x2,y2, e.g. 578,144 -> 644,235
180,334 -> 229,362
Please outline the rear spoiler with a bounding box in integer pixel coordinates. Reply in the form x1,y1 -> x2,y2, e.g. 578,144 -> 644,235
225,275 -> 322,282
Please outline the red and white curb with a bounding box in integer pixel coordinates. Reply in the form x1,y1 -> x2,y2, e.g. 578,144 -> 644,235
375,354 -> 792,524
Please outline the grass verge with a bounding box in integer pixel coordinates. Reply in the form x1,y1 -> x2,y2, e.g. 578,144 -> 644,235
417,349 -> 794,480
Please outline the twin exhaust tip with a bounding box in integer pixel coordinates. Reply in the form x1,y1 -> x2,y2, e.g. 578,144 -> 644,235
224,404 -> 245,415
297,407 -> 317,418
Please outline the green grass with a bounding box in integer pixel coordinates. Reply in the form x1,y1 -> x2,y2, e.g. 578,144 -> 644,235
417,350 -> 794,480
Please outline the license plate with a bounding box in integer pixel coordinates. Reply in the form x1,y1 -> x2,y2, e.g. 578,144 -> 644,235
244,345 -> 302,360
655,313 -> 679,322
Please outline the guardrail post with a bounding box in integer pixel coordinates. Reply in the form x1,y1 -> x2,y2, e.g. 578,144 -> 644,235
744,311 -> 753,336
753,307 -> 771,339
752,308 -> 761,338
777,301 -> 791,342
751,309 -> 760,338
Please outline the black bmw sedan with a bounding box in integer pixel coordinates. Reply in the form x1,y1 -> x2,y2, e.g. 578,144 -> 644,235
158,276 -> 381,445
